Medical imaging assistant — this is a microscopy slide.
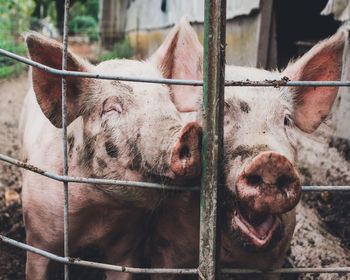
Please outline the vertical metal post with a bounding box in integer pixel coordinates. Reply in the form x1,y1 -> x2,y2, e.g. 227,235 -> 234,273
199,0 -> 226,280
62,0 -> 70,279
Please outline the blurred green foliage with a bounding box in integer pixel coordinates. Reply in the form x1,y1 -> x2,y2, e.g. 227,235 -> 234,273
0,0 -> 100,78
69,15 -> 98,42
69,0 -> 99,42
97,37 -> 135,61
0,0 -> 35,79
69,0 -> 99,21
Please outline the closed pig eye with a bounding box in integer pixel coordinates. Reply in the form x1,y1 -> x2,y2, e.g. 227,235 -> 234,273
102,96 -> 123,115
103,104 -> 122,114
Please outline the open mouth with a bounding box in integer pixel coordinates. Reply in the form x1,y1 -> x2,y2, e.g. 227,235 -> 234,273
232,205 -> 281,248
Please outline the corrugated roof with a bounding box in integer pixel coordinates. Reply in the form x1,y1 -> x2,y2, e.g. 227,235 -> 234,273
125,0 -> 260,32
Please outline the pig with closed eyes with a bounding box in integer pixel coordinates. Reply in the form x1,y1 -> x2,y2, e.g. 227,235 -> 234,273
20,26 -> 202,279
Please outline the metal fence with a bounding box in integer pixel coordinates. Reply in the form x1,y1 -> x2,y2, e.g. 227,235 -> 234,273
1,0 -> 350,279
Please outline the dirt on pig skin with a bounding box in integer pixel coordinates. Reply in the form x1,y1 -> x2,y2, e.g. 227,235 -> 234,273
0,73 -> 350,280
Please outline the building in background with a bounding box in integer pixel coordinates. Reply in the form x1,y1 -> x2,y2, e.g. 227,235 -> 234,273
99,0 -> 349,138
321,0 -> 350,139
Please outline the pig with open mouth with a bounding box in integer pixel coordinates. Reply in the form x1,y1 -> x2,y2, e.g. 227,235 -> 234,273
149,19 -> 345,280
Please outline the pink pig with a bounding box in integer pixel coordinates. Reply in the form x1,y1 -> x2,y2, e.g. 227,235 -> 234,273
149,20 -> 345,280
20,28 -> 203,279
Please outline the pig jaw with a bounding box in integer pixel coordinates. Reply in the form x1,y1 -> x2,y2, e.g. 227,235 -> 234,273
231,208 -> 283,250
225,151 -> 301,251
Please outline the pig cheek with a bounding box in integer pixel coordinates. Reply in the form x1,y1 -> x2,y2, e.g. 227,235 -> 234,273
224,109 -> 232,128
84,112 -> 104,136
225,157 -> 246,194
284,126 -> 298,157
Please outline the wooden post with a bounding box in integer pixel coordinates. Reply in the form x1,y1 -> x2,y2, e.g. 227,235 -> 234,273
198,0 -> 226,279
100,0 -> 128,49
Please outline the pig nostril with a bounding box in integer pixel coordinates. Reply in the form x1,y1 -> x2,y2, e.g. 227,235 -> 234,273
179,146 -> 191,163
246,175 -> 262,186
276,175 -> 292,189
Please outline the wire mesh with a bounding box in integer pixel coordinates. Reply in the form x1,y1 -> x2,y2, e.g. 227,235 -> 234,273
0,0 -> 350,278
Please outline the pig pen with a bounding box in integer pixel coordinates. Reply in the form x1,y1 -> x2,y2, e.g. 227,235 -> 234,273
0,69 -> 349,280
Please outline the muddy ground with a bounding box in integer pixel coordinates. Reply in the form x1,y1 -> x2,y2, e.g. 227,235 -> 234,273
0,72 -> 28,280
0,73 -> 349,280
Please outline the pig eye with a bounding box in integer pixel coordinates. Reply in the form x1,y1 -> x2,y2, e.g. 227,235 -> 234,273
102,97 -> 123,115
103,104 -> 122,114
284,114 -> 292,126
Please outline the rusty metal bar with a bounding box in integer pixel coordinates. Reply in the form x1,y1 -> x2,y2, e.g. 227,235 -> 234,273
1,153 -> 350,192
0,1 -> 350,277
0,48 -> 203,86
198,0 -> 226,279
221,267 -> 350,274
302,186 -> 350,191
0,235 -> 198,275
2,232 -> 350,275
61,0 -> 70,279
1,48 -> 350,87
0,153 -> 199,191
1,233 -> 350,275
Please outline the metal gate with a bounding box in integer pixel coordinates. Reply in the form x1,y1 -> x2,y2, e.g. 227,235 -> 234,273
1,0 -> 350,279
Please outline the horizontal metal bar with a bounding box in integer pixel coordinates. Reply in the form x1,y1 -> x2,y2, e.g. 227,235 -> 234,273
302,186 -> 350,191
0,153 -> 199,191
222,267 -> 350,274
1,234 -> 350,275
1,154 -> 350,192
224,79 -> 350,87
0,235 -> 198,275
1,48 -> 350,87
0,48 -> 202,86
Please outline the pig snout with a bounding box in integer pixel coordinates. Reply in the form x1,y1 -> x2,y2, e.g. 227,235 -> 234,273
171,122 -> 202,178
231,152 -> 301,249
236,152 -> 301,215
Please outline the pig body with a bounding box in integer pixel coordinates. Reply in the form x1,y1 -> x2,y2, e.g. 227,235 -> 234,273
20,28 -> 202,280
149,22 -> 345,280
150,67 -> 297,280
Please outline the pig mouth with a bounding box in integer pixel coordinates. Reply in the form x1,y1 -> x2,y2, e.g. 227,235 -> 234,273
232,205 -> 281,249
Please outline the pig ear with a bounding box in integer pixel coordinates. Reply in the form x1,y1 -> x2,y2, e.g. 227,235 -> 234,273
26,32 -> 91,128
150,17 -> 203,112
283,31 -> 345,133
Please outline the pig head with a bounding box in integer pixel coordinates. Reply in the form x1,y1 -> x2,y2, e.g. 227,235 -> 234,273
149,19 -> 345,279
20,27 -> 202,279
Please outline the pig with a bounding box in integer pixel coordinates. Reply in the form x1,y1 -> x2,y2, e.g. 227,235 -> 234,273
19,28 -> 203,280
148,20 -> 345,280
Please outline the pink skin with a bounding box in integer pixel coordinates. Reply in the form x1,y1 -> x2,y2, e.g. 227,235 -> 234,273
171,122 -> 202,177
233,152 -> 301,250
236,152 -> 301,215
20,24 -> 202,280
149,21 -> 345,279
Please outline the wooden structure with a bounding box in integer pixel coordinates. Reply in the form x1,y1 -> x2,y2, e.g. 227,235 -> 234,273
100,0 -> 277,69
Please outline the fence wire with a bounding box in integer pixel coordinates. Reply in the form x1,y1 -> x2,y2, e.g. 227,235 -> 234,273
0,0 -> 350,278
1,153 -> 349,192
2,47 -> 350,88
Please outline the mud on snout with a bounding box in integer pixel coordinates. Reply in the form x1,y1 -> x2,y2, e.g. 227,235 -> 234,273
227,151 -> 301,251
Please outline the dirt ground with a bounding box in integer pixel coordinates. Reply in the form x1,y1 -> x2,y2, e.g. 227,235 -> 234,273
0,73 -> 350,280
0,72 -> 28,280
